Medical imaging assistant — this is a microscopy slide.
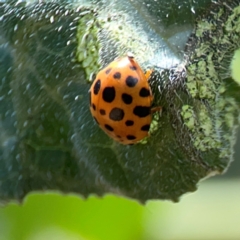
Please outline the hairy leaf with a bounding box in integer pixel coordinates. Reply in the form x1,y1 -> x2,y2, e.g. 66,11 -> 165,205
0,0 -> 239,204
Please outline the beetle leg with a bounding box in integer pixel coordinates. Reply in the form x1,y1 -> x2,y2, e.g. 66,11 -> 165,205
151,106 -> 162,114
145,69 -> 153,80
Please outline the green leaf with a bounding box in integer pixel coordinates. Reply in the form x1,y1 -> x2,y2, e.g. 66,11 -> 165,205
0,0 -> 239,204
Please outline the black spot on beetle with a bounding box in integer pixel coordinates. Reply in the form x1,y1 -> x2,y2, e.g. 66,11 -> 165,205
139,87 -> 150,97
125,120 -> 134,126
122,93 -> 133,104
141,124 -> 150,131
99,109 -> 106,115
105,124 -> 114,131
127,135 -> 136,140
93,79 -> 101,95
102,87 -> 115,103
109,108 -> 124,121
129,65 -> 137,71
113,72 -> 121,79
126,76 -> 138,87
105,68 -> 112,74
133,106 -> 151,117
92,103 -> 96,111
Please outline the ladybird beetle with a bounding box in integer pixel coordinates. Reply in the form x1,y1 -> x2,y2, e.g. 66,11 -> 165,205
89,54 -> 161,145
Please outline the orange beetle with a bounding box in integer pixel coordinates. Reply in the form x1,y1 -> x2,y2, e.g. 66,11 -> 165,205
89,54 -> 160,145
